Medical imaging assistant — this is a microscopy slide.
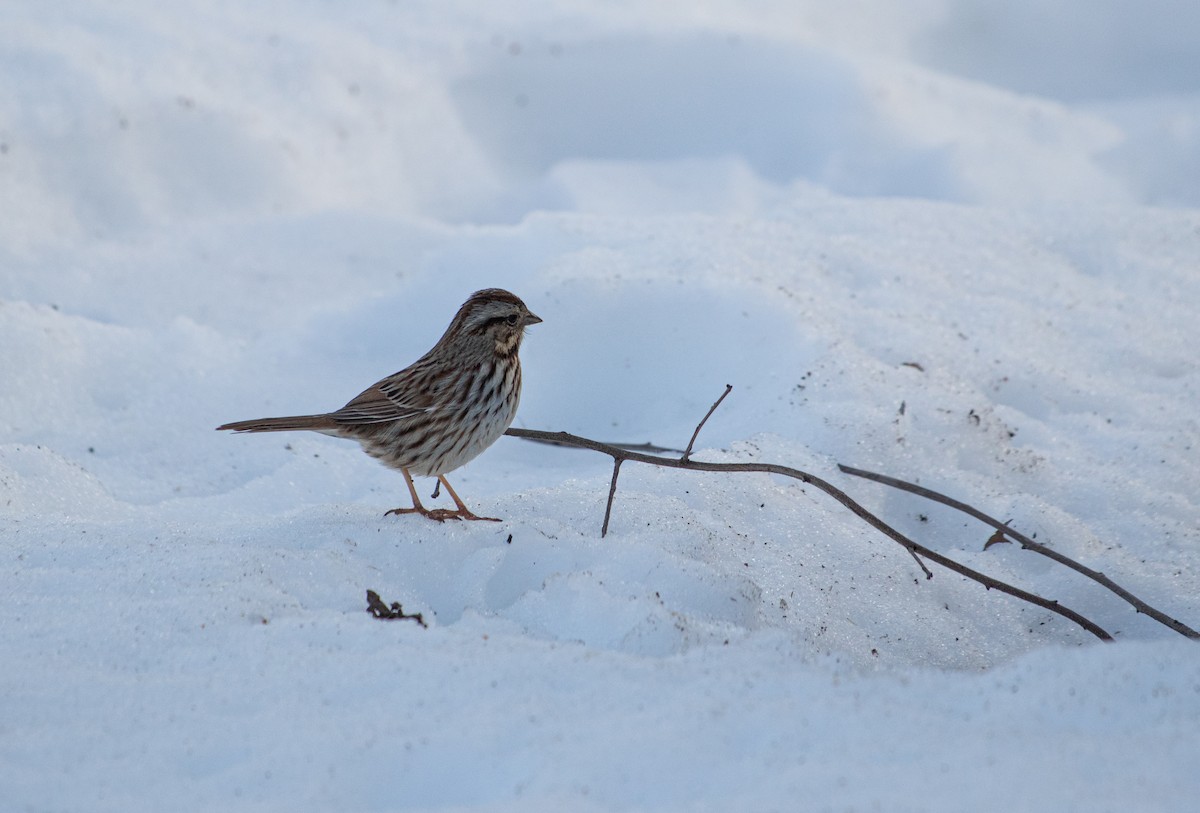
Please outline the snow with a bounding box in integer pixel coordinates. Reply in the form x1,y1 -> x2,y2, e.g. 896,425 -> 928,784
3,1 -> 1199,810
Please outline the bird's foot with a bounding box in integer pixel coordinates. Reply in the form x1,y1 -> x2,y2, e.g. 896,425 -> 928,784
427,507 -> 502,522
384,506 -> 501,523
383,506 -> 433,520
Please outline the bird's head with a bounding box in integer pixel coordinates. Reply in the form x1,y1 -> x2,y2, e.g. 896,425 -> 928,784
454,288 -> 542,357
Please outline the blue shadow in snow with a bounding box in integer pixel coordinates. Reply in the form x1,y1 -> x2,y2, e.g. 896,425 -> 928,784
452,32 -> 961,201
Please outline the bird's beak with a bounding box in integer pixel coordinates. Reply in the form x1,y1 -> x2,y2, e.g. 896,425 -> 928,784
524,311 -> 543,326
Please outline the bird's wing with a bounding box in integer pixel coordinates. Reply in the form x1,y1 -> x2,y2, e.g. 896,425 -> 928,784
327,385 -> 428,425
327,371 -> 460,426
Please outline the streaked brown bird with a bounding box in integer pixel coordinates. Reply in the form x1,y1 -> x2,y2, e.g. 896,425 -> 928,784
217,288 -> 541,522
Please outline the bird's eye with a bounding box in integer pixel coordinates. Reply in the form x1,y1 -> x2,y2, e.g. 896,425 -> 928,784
505,314 -> 520,326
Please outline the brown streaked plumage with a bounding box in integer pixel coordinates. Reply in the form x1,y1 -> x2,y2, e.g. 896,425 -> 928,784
217,288 -> 541,522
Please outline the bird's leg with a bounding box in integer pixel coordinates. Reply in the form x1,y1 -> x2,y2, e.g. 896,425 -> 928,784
384,468 -> 442,520
426,475 -> 501,522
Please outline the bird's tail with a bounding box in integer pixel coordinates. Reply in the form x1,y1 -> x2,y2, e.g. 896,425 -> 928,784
216,414 -> 337,433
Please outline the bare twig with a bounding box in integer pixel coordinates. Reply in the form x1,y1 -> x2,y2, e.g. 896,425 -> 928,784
366,590 -> 428,627
601,459 -> 623,538
505,426 -> 1111,641
516,434 -> 684,454
612,441 -> 686,455
838,465 -> 1199,640
682,384 -> 733,462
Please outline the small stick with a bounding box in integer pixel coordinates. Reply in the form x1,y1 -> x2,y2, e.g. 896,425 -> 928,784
365,590 -> 428,627
516,435 -> 684,454
601,459 -> 623,538
838,465 -> 1199,640
682,384 -> 733,462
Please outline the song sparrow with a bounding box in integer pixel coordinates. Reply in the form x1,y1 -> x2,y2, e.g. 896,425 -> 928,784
217,288 -> 541,522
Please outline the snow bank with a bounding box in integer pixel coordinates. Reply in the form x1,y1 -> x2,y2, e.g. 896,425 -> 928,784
2,1 -> 1198,811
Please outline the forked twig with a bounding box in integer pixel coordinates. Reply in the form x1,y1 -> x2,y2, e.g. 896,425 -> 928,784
506,426 -> 1110,640
838,465 -> 1199,640
507,386 -> 1114,642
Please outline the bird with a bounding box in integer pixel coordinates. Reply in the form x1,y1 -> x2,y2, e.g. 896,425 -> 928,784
217,288 -> 541,522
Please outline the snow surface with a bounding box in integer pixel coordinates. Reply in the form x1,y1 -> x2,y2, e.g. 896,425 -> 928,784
3,1 -> 1200,811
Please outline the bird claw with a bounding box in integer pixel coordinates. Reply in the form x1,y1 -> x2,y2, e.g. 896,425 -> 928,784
428,508 -> 501,522
383,506 -> 431,519
383,507 -> 501,523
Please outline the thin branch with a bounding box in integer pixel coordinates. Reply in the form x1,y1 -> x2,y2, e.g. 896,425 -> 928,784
682,384 -> 733,462
602,459 -> 623,538
612,441 -> 686,455
838,465 -> 1200,640
515,434 -> 684,454
505,426 -> 1111,641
